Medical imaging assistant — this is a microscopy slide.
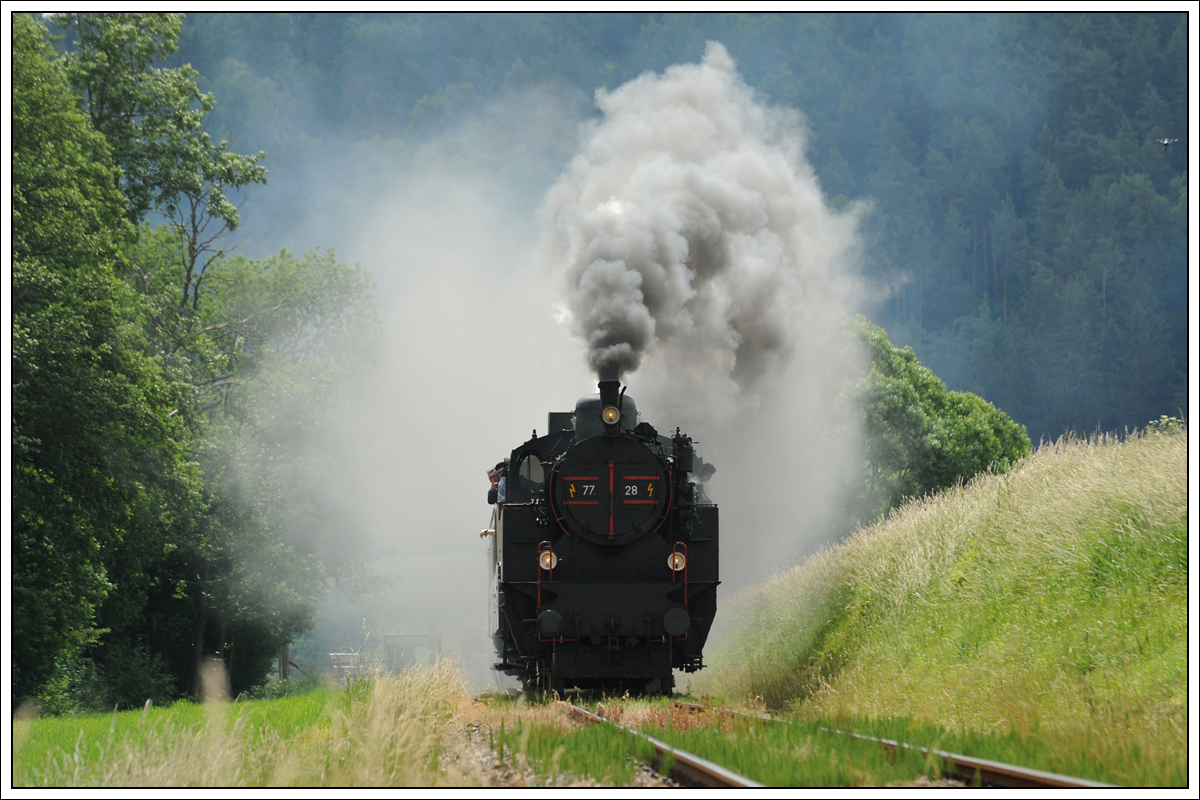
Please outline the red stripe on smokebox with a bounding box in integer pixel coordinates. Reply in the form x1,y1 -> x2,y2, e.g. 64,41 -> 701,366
609,462 -> 614,538
563,476 -> 598,481
623,476 -> 660,480
563,501 -> 599,505
623,500 -> 658,505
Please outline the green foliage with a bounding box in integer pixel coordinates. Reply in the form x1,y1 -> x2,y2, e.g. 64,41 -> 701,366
243,669 -> 327,701
50,12 -> 267,227
1144,414 -> 1184,434
14,12 -> 381,708
37,644 -> 179,715
847,316 -> 1030,523
11,13 -> 198,705
50,14 -> 269,422
116,240 -> 380,699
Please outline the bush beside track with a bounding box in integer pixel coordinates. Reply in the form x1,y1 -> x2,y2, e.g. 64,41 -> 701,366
698,425 -> 1187,786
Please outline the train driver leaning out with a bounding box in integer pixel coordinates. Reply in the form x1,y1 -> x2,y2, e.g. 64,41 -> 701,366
487,461 -> 507,505
488,457 -> 544,505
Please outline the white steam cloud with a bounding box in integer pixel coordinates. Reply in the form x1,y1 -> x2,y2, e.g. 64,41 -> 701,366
544,42 -> 866,591
257,46 -> 866,688
544,42 -> 859,416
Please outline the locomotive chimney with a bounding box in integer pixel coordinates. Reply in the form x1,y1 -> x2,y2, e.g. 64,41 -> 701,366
598,379 -> 621,435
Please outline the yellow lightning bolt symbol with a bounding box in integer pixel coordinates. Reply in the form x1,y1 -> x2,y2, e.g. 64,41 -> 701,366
647,483 -> 653,497
569,483 -> 576,498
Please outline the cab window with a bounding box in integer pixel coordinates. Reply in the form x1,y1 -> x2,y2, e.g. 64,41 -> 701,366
510,452 -> 545,501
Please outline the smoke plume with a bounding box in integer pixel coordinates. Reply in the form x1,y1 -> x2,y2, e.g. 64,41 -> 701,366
544,42 -> 859,413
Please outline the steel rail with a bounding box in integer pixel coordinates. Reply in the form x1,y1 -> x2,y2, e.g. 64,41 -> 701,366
673,701 -> 1115,788
567,704 -> 764,788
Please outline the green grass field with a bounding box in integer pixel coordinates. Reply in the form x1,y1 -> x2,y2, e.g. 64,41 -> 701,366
13,663 -> 466,787
696,426 -> 1188,786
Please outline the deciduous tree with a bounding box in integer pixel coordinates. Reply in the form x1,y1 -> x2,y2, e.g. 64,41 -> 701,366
12,14 -> 197,704
846,317 -> 1031,524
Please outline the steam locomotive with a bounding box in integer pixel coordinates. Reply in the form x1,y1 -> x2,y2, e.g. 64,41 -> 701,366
485,380 -> 719,695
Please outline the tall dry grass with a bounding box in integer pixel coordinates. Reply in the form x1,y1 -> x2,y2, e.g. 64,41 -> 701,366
18,658 -> 477,787
698,427 -> 1187,784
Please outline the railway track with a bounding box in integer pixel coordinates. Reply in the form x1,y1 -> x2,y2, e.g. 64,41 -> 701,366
567,704 -> 764,788
672,700 -> 1116,788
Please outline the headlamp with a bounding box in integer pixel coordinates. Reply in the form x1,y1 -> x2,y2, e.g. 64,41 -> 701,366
667,552 -> 686,571
539,550 -> 558,571
601,405 -> 621,425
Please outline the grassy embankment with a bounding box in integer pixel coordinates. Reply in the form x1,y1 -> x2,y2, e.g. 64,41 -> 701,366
13,662 -> 470,787
696,426 -> 1188,786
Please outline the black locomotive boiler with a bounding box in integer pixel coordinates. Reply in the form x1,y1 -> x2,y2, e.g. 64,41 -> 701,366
485,379 -> 719,695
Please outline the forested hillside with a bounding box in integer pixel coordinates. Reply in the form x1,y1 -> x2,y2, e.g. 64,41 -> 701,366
165,12 -> 1188,441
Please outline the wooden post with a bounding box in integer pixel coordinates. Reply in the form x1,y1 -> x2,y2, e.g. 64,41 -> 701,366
281,644 -> 291,680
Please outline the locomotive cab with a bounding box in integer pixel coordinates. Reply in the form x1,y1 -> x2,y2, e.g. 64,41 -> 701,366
487,381 -> 719,696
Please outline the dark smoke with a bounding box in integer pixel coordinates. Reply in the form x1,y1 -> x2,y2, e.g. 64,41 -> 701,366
544,42 -> 860,413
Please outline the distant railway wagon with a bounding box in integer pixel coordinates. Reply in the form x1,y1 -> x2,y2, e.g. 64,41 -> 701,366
485,380 -> 719,695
